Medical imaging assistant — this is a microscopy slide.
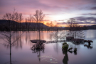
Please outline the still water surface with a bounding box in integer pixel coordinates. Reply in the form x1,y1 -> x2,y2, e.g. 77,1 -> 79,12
0,30 -> 96,64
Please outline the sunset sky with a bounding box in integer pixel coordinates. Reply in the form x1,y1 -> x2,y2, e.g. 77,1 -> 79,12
0,0 -> 96,26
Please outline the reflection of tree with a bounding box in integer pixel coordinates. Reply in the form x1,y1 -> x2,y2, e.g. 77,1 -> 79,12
66,31 -> 85,39
31,43 -> 45,62
54,43 -> 59,53
1,32 -> 23,48
84,42 -> 93,49
50,31 -> 66,42
53,31 -> 59,41
84,44 -> 93,49
0,31 -> 23,64
62,46 -> 78,64
12,32 -> 23,49
62,50 -> 68,64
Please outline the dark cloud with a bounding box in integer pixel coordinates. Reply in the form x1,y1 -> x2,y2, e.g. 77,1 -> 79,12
57,16 -> 96,24
73,17 -> 96,24
53,16 -> 96,24
82,13 -> 96,15
90,7 -> 96,10
57,22 -> 67,24
57,21 -> 95,24
77,21 -> 96,24
74,17 -> 96,21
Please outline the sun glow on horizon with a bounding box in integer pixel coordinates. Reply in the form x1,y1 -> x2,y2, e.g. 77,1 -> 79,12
49,13 -> 78,22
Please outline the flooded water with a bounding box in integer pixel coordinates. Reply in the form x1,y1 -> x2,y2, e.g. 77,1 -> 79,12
0,30 -> 96,64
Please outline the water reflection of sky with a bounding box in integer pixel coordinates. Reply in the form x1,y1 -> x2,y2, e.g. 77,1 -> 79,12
0,30 -> 96,64
85,30 -> 96,40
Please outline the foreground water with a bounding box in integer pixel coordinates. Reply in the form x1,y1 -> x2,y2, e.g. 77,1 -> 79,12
0,30 -> 96,64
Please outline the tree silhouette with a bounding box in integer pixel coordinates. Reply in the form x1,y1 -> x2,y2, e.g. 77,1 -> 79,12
25,15 -> 33,31
32,10 -> 45,40
0,10 -> 23,64
67,18 -> 85,39
2,10 -> 23,31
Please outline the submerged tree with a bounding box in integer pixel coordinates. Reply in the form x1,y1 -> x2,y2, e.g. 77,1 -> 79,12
25,15 -> 34,31
67,18 -> 85,39
32,10 -> 45,40
0,10 -> 23,64
50,18 -> 85,43
67,18 -> 81,31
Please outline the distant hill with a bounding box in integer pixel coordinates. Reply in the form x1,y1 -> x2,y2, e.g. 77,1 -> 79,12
88,25 -> 96,29
0,20 -> 8,24
0,20 -> 48,28
0,20 -> 95,31
21,22 -> 49,28
0,20 -> 18,25
0,20 -> 50,31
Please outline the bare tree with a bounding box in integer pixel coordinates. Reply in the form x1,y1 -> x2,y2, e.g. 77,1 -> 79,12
50,18 -> 84,43
32,10 -> 45,40
32,10 -> 45,23
46,21 -> 55,27
66,18 -> 85,43
2,10 -> 23,31
0,10 -> 23,64
25,15 -> 34,31
67,18 -> 83,37
2,10 -> 23,21
67,18 -> 80,31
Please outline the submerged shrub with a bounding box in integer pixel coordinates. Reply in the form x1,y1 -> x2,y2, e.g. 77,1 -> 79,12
62,42 -> 67,45
62,43 -> 69,51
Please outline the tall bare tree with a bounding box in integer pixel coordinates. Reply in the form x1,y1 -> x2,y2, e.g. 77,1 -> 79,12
25,15 -> 34,31
32,10 -> 45,40
67,18 -> 85,39
50,18 -> 84,42
67,18 -> 80,31
1,10 -> 23,64
2,10 -> 23,31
